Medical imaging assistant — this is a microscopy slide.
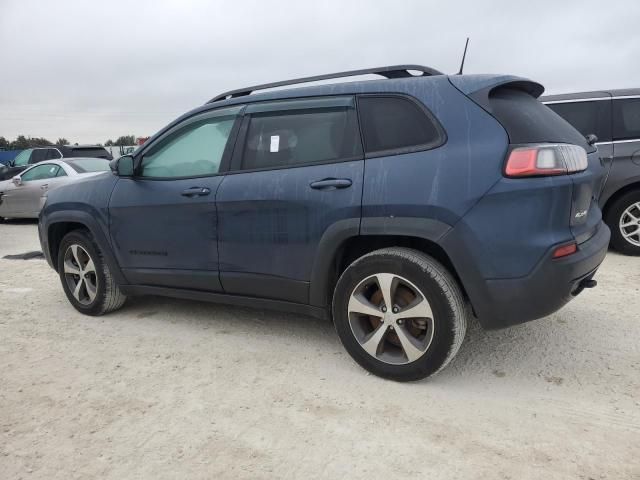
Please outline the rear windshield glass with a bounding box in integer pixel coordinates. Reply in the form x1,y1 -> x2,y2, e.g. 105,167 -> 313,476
65,158 -> 110,173
489,88 -> 591,150
70,148 -> 111,159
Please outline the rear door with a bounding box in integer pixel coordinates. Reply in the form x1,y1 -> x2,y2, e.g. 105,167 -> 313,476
109,105 -> 242,291
216,96 -> 364,304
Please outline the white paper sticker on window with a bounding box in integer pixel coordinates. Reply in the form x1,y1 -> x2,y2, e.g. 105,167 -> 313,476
270,135 -> 280,153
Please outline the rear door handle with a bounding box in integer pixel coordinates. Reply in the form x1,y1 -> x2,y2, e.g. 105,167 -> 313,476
40,184 -> 48,190
181,186 -> 211,197
309,178 -> 352,190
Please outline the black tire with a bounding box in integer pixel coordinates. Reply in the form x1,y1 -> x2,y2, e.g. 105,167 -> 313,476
332,247 -> 468,381
605,190 -> 640,256
57,229 -> 126,315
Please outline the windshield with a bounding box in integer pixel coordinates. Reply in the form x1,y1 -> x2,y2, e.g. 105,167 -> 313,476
65,158 -> 110,173
12,149 -> 32,167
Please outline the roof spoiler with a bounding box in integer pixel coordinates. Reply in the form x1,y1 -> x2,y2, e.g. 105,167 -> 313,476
449,74 -> 544,98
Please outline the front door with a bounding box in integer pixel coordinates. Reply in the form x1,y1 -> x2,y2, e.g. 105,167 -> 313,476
216,96 -> 364,304
4,163 -> 65,216
109,106 -> 242,291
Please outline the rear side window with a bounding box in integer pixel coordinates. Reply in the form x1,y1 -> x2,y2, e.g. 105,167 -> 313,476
546,100 -> 612,142
613,98 -> 640,141
30,149 -> 49,163
47,148 -> 62,160
241,107 -> 362,170
488,88 -> 591,150
357,96 -> 444,154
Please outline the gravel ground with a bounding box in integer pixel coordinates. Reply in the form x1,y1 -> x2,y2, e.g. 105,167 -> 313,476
0,220 -> 639,479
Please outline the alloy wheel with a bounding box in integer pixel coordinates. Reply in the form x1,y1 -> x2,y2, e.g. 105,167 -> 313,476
347,273 -> 435,365
619,202 -> 640,247
63,244 -> 98,305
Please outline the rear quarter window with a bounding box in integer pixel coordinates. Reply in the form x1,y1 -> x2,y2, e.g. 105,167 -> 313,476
357,96 -> 445,155
487,88 -> 591,150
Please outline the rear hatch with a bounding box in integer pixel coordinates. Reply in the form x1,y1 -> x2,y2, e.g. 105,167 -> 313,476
68,146 -> 113,160
450,76 -> 606,244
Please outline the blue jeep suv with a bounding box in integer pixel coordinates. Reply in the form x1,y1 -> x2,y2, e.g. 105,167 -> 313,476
38,65 -> 610,381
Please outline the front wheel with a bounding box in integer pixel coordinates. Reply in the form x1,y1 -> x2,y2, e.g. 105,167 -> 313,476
332,247 -> 468,381
605,190 -> 640,256
57,230 -> 127,315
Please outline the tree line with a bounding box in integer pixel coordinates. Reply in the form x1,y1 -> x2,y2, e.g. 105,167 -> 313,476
0,135 -> 138,150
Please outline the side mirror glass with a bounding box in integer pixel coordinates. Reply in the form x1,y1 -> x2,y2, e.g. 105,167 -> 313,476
12,176 -> 22,186
110,155 -> 135,176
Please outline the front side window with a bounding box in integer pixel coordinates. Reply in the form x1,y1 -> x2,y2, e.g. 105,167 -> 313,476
12,149 -> 33,167
141,107 -> 240,178
613,98 -> 640,141
357,96 -> 444,154
20,164 -> 60,181
546,100 -> 612,142
241,106 -> 362,170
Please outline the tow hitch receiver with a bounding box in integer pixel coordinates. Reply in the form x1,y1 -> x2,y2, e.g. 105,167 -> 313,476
572,275 -> 598,296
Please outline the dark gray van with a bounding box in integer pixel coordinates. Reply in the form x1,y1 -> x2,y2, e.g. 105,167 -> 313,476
543,90 -> 640,255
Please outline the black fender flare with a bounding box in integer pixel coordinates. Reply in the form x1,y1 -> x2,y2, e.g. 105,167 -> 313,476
42,209 -> 127,286
308,216 -> 452,307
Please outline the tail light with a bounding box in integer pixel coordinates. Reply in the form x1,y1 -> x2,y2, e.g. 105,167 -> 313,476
505,144 -> 588,178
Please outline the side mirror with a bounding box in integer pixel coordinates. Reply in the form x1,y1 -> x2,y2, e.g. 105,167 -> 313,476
586,133 -> 598,146
12,176 -> 22,186
109,155 -> 135,177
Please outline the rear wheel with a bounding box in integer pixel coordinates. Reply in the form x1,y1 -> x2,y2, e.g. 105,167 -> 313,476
332,247 -> 468,381
57,230 -> 126,315
606,190 -> 640,256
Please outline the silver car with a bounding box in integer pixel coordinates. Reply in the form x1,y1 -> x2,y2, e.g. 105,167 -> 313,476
0,158 -> 110,219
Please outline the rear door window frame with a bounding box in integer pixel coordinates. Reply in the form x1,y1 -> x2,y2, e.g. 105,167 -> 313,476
228,95 -> 364,174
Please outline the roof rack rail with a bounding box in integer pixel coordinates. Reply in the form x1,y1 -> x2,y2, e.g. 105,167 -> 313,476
207,64 -> 443,103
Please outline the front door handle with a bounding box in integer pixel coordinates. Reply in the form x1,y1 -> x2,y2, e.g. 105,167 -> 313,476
40,184 -> 48,190
309,178 -> 352,190
181,186 -> 211,197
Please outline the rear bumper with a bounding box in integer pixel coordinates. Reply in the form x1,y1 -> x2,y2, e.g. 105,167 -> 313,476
467,222 -> 610,329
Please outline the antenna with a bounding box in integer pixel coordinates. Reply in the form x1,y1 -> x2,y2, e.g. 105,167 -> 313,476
457,37 -> 470,75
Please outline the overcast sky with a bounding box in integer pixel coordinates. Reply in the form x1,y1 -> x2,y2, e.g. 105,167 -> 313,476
1,0 -> 638,144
